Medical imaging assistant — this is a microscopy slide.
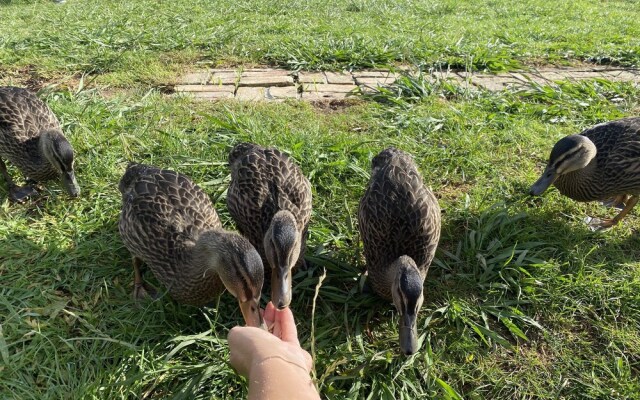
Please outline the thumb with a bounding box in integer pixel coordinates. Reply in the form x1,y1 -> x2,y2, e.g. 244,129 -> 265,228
275,307 -> 299,344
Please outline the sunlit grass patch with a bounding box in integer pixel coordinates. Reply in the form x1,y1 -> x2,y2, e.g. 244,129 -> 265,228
1,1 -> 640,397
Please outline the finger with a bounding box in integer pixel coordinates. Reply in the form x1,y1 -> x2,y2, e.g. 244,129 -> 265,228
227,327 -> 247,375
227,326 -> 242,348
275,306 -> 299,344
302,350 -> 313,371
264,301 -> 276,332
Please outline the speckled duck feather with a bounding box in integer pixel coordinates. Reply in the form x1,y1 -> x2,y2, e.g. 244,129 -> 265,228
118,163 -> 225,305
0,86 -> 62,181
554,117 -> 640,201
226,143 -> 312,264
358,148 -> 441,300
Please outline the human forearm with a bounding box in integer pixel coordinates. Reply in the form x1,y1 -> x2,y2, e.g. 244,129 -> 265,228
248,356 -> 320,400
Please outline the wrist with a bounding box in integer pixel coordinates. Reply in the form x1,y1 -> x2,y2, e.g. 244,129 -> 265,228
254,355 -> 309,374
248,357 -> 318,400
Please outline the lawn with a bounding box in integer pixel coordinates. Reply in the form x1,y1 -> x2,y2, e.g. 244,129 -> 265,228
1,0 -> 640,399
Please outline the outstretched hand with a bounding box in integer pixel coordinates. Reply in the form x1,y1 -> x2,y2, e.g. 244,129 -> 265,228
228,302 -> 313,377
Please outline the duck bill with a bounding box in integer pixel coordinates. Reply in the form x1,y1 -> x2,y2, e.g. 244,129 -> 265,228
271,267 -> 292,310
62,171 -> 81,197
529,167 -> 557,196
239,298 -> 264,328
399,313 -> 419,356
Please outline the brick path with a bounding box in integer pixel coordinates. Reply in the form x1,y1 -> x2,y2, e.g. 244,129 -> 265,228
175,67 -> 640,102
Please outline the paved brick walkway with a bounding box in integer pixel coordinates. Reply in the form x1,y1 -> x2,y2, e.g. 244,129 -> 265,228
175,67 -> 640,102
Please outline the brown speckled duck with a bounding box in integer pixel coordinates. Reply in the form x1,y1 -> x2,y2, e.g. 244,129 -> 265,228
227,143 -> 312,309
0,86 -> 80,202
530,117 -> 640,230
358,148 -> 441,355
118,163 -> 264,327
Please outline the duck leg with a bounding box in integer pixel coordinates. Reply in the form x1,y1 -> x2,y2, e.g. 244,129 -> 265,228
0,158 -> 38,203
361,278 -> 373,294
360,271 -> 373,294
132,256 -> 158,302
589,195 -> 639,231
296,226 -> 309,271
601,194 -> 631,210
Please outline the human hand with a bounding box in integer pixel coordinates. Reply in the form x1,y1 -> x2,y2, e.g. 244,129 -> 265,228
228,301 -> 313,378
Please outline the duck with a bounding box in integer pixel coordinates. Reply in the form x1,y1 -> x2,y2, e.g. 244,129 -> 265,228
227,143 -> 312,310
118,163 -> 264,327
358,147 -> 441,356
0,86 -> 80,202
530,117 -> 640,230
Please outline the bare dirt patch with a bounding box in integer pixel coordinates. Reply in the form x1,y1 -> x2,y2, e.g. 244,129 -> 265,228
308,98 -> 362,113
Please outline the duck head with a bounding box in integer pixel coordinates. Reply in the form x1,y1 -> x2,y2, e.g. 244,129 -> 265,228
391,256 -> 424,356
40,129 -> 80,197
264,210 -> 301,310
530,135 -> 596,196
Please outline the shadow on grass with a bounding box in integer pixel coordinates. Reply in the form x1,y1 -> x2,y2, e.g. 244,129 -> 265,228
0,204 -> 254,398
3,193 -> 638,398
294,195 -> 640,398
283,202 -> 561,398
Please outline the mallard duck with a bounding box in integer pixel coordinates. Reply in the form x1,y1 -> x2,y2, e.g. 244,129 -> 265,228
0,86 -> 80,202
118,163 -> 264,327
227,143 -> 312,310
530,117 -> 640,230
358,148 -> 441,355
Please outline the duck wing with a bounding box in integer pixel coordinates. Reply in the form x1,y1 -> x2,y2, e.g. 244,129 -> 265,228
358,149 -> 441,297
228,143 -> 312,256
119,164 -> 221,274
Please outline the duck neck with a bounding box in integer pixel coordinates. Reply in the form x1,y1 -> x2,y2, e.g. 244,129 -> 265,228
387,255 -> 424,310
190,230 -> 228,276
386,257 -> 402,289
38,129 -> 67,174
555,160 -> 600,201
271,210 -> 298,231
265,210 -> 299,266
385,255 -> 420,298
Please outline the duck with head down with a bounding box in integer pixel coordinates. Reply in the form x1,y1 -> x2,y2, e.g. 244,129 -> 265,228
530,117 -> 640,230
227,143 -> 312,310
358,147 -> 441,356
118,163 -> 264,327
0,86 -> 80,202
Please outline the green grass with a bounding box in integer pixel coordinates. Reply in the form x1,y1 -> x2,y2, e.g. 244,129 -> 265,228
1,0 -> 640,399
1,0 -> 640,87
